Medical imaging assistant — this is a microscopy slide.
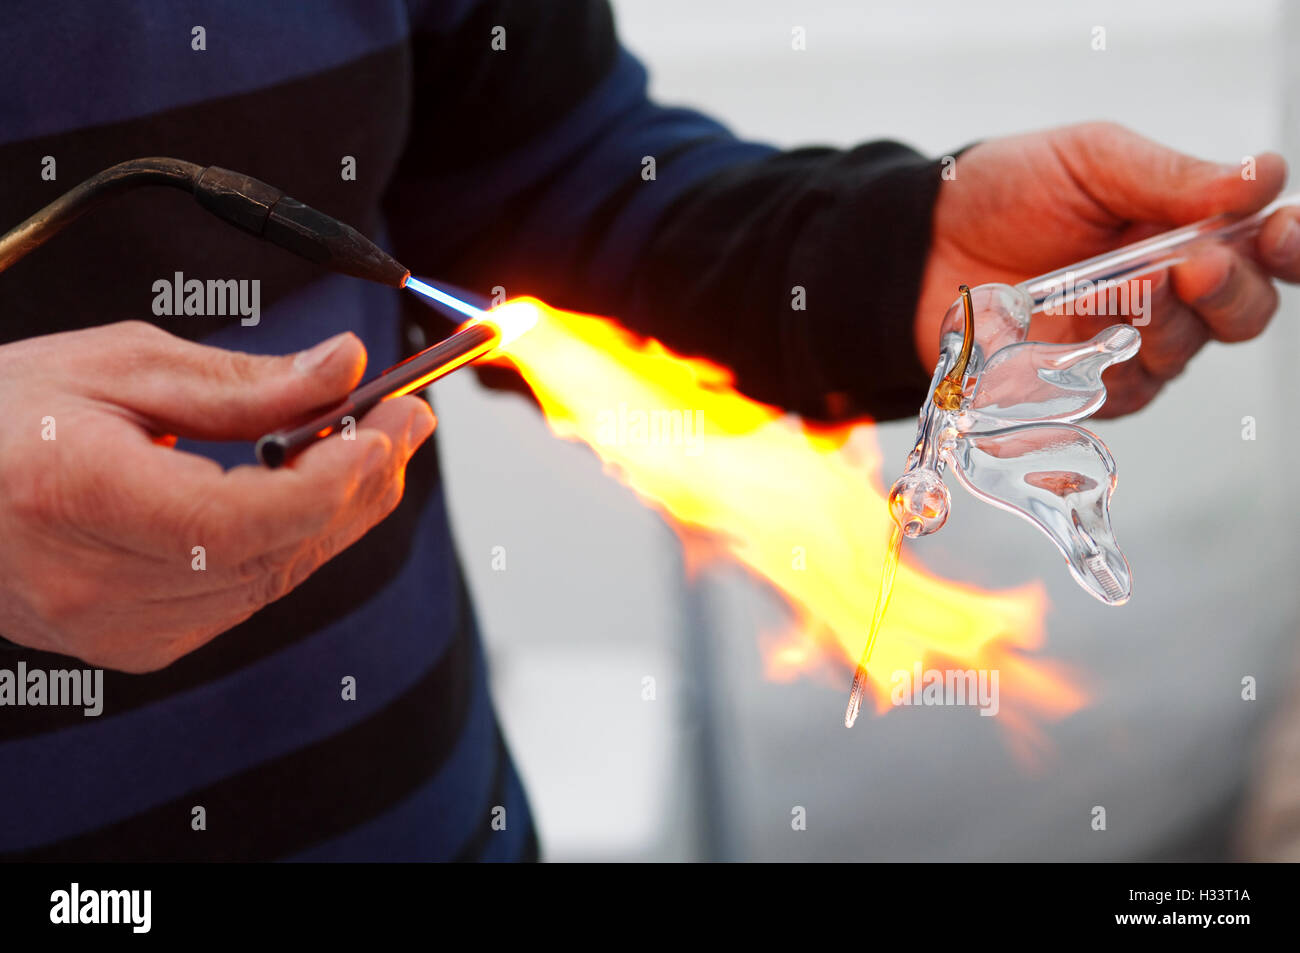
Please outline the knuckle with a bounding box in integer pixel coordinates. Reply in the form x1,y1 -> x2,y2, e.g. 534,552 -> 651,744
376,473 -> 406,518
175,491 -> 227,554
1212,283 -> 1277,342
239,547 -> 316,609
1246,284 -> 1280,336
29,577 -> 101,629
110,319 -> 165,343
319,460 -> 377,524
1088,119 -> 1125,138
235,547 -> 293,601
285,549 -> 321,592
149,635 -> 204,672
103,321 -> 170,366
231,548 -> 276,586
330,470 -> 363,516
1076,120 -> 1126,152
1192,255 -> 1242,312
247,570 -> 289,610
109,638 -> 192,674
208,348 -> 263,388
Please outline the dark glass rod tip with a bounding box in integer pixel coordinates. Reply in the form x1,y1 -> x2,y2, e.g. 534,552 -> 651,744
255,434 -> 289,469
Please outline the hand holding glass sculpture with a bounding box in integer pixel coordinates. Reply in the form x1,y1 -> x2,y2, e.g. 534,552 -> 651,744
846,193 -> 1300,726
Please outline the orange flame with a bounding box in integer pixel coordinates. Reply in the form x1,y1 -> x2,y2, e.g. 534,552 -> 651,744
485,297 -> 1086,742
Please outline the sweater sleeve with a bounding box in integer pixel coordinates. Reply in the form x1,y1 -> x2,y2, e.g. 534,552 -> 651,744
390,0 -> 940,421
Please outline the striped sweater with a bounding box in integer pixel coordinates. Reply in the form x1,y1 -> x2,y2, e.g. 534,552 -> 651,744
0,0 -> 939,860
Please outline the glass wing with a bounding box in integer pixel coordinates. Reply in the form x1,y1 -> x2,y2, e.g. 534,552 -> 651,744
945,422 -> 1131,605
960,325 -> 1140,432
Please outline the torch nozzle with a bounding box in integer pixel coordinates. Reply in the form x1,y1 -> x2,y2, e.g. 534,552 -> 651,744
193,166 -> 410,287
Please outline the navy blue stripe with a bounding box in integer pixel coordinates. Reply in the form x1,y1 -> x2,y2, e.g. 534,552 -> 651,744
283,638 -> 505,861
1,577 -> 477,861
0,0 -> 412,145
471,746 -> 539,862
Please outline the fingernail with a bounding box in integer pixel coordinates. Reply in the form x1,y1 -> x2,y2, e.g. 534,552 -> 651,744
1270,220 -> 1300,263
294,333 -> 351,374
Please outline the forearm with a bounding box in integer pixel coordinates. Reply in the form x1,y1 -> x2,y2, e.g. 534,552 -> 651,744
615,141 -> 943,422
391,0 -> 941,421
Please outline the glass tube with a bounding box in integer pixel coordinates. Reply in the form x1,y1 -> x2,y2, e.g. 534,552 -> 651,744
1021,193 -> 1300,315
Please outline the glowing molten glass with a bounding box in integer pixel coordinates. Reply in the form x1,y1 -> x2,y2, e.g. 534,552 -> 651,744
487,297 -> 1085,742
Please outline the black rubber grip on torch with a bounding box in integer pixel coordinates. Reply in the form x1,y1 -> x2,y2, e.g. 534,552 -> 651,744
256,322 -> 500,468
0,158 -> 411,288
193,166 -> 410,288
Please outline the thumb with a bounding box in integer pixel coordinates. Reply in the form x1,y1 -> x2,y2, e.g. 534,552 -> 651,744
1067,123 -> 1286,225
86,322 -> 368,440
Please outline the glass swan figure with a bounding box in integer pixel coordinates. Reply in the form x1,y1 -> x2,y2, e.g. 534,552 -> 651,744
890,282 -> 1138,605
845,193 -> 1300,727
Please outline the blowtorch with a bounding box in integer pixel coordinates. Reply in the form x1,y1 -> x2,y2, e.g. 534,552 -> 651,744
0,157 -> 508,468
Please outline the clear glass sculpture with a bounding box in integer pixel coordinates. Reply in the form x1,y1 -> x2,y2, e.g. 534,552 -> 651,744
890,192 -> 1300,606
847,193 -> 1300,725
890,283 -> 1139,604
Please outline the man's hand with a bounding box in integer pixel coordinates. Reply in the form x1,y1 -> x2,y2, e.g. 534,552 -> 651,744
917,122 -> 1300,416
0,321 -> 436,673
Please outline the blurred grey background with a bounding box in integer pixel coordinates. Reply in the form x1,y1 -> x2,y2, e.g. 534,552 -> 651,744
433,0 -> 1300,860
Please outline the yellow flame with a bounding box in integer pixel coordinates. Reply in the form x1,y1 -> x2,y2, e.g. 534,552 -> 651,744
480,299 -> 541,348
488,297 -> 1086,738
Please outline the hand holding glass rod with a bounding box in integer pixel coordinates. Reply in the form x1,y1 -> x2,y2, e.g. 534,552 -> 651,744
1022,192 -> 1300,314
256,282 -> 539,468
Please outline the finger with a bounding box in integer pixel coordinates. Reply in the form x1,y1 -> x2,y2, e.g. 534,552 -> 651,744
1093,358 -> 1164,419
1256,205 -> 1300,281
134,397 -> 435,602
190,396 -> 434,576
204,395 -> 436,589
1170,243 -> 1279,342
64,394 -> 435,571
1134,273 -> 1211,382
281,395 -> 435,563
1065,123 -> 1286,225
74,321 -> 368,440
